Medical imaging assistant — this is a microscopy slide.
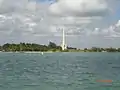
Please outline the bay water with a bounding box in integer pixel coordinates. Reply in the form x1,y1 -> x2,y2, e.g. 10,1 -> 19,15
0,52 -> 120,90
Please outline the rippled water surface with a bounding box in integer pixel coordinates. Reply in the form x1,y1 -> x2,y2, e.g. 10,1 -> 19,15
0,52 -> 120,90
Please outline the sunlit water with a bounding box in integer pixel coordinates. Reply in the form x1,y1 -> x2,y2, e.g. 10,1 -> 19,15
0,52 -> 120,90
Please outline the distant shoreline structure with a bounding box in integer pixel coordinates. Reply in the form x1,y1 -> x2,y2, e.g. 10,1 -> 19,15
0,42 -> 120,52
61,28 -> 67,50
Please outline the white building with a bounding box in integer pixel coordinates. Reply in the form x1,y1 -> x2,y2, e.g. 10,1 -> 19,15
61,28 -> 67,50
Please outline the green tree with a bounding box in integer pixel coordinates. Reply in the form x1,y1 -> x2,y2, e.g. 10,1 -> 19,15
48,42 -> 57,49
0,45 -> 2,51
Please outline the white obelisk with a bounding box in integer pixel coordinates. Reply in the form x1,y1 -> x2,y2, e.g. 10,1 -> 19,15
61,28 -> 67,50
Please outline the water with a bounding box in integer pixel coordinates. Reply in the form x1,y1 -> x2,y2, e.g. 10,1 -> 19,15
0,52 -> 120,90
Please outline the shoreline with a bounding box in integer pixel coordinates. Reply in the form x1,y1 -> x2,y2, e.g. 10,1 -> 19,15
0,51 -> 119,53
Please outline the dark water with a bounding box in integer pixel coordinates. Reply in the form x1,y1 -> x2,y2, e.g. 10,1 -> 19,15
0,52 -> 120,90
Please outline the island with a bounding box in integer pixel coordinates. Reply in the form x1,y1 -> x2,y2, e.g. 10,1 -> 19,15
0,42 -> 120,52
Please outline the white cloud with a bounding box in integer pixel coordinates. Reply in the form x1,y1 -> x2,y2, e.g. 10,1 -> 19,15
49,0 -> 110,17
88,20 -> 120,38
115,20 -> 120,27
0,0 -> 3,6
48,0 -> 111,36
26,0 -> 37,11
92,28 -> 100,35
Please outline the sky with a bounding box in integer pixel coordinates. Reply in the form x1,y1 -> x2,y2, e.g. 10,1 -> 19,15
0,0 -> 120,48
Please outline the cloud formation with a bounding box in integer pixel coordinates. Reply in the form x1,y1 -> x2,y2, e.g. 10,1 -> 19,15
0,0 -> 120,47
49,0 -> 110,17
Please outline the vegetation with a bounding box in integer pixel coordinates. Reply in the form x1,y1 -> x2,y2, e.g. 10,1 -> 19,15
0,42 -> 120,52
0,45 -> 2,51
0,42 -> 62,52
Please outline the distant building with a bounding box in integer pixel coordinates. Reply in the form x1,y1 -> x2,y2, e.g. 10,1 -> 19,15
61,28 -> 67,50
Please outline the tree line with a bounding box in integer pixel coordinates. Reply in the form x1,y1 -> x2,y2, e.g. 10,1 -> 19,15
0,42 -> 120,52
0,42 -> 62,52
83,47 -> 120,52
